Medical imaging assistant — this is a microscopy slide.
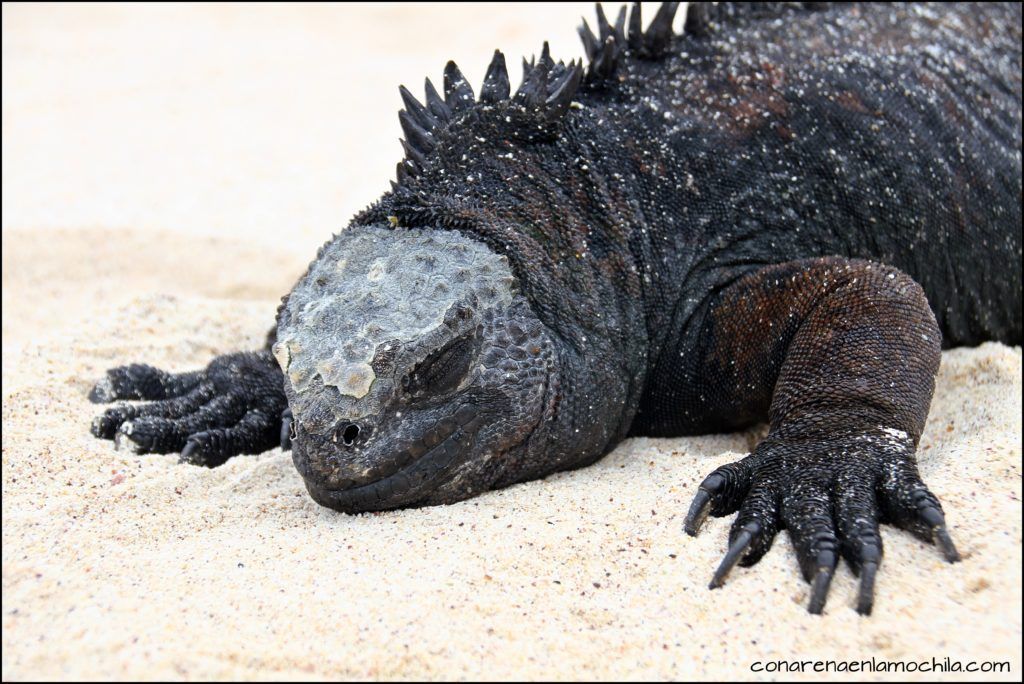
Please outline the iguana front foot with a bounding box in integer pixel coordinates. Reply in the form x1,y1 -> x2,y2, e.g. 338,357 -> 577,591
89,351 -> 286,467
672,258 -> 960,615
684,430 -> 960,615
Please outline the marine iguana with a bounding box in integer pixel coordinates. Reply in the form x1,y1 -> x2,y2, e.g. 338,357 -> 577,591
89,2 -> 1022,615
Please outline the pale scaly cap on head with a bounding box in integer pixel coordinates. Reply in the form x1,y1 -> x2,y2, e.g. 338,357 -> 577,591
274,226 -> 515,419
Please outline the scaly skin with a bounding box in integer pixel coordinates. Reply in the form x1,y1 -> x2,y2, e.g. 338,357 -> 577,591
91,2 -> 1022,615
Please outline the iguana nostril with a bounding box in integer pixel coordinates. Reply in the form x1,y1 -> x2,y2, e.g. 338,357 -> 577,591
341,423 -> 360,446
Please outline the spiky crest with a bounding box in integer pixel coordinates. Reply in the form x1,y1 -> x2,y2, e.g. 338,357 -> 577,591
579,2 -> 680,83
394,42 -> 583,186
579,2 -> 842,82
393,2 -> 842,186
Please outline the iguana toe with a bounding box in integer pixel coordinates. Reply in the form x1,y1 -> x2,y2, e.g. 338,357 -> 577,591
89,363 -> 203,403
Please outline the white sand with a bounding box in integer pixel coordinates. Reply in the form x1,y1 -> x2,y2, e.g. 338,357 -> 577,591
3,4 -> 1022,680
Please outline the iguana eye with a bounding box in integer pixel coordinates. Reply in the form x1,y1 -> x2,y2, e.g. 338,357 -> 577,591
404,334 -> 477,397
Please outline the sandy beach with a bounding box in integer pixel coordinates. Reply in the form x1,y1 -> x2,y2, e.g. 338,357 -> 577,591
3,4 -> 1022,680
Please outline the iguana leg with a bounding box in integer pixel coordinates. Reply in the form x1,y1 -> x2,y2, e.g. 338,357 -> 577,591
89,351 -> 286,467
681,258 -> 958,615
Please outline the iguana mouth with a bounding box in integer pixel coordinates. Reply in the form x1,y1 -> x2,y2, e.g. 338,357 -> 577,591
299,405 -> 485,513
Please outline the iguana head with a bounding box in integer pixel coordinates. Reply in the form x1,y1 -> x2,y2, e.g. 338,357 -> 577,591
274,225 -> 557,512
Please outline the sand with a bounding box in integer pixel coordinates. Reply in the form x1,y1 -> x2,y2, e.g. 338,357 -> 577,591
2,3 -> 1021,680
